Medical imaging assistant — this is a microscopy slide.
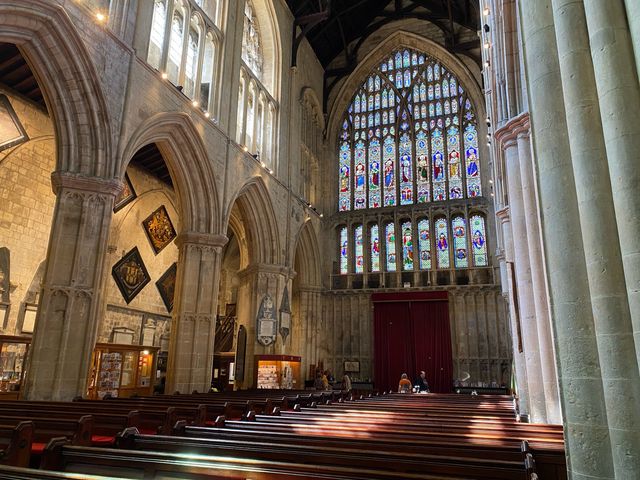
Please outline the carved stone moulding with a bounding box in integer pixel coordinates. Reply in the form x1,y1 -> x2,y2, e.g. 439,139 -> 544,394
142,205 -> 177,254
156,262 -> 177,313
112,247 -> 150,304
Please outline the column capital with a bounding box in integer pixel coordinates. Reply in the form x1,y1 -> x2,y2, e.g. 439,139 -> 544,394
175,232 -> 228,249
51,171 -> 123,197
495,206 -> 511,223
494,112 -> 531,150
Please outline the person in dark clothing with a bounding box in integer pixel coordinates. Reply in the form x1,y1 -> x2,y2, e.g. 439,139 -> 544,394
414,370 -> 430,392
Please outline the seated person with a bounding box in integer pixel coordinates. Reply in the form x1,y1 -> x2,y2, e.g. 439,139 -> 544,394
398,373 -> 412,393
414,370 -> 430,392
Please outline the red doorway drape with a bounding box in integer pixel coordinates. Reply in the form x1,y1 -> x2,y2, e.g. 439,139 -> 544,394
373,292 -> 452,393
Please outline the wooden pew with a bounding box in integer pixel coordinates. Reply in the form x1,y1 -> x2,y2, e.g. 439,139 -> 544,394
0,465 -> 114,479
0,421 -> 33,467
0,415 -> 92,456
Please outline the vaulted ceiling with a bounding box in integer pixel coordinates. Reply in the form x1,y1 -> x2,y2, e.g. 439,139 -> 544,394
286,0 -> 481,68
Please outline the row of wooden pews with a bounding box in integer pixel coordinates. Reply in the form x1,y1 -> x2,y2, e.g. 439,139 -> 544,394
0,390 -> 566,479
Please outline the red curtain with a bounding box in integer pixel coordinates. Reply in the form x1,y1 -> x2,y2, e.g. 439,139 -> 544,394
373,293 -> 452,393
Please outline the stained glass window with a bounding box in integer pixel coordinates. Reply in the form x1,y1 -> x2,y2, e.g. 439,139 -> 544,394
452,215 -> 468,268
354,225 -> 364,273
385,223 -> 397,272
337,48 -> 481,211
242,0 -> 263,79
370,225 -> 380,272
470,214 -> 488,266
418,219 -> 431,269
401,221 -> 414,270
339,139 -> 351,211
339,227 -> 348,274
435,217 -> 450,268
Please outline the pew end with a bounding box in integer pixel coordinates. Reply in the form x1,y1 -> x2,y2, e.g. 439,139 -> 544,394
39,437 -> 69,471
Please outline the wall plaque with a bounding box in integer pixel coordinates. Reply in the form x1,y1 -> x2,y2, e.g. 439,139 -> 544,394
142,205 -> 176,254
256,294 -> 276,347
156,262 -> 177,313
112,247 -> 150,303
113,172 -> 136,212
279,285 -> 291,342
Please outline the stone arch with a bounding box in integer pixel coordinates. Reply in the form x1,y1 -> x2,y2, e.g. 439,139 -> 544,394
293,220 -> 322,288
119,112 -> 221,235
224,177 -> 281,266
0,0 -> 113,177
327,30 -> 485,143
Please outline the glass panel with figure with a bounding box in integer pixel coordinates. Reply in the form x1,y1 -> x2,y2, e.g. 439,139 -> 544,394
370,224 -> 380,272
354,225 -> 364,273
385,223 -> 397,272
401,221 -> 414,270
339,227 -> 348,274
435,217 -> 450,268
418,218 -> 431,269
470,214 -> 488,266
452,215 -> 468,268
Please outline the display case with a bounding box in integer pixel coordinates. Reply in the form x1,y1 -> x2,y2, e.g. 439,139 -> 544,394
87,343 -> 158,399
0,335 -> 31,399
254,355 -> 301,389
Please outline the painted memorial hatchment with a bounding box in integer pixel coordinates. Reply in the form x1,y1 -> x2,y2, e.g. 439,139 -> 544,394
113,173 -> 136,212
156,262 -> 177,313
142,205 -> 177,254
279,285 -> 291,342
256,294 -> 277,347
112,247 -> 151,303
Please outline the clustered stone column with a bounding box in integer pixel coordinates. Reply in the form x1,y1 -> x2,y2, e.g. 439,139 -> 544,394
166,232 -> 228,394
24,173 -> 122,401
516,0 -> 640,477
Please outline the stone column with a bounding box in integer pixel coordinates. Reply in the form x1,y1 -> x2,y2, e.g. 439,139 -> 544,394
501,135 -> 547,423
583,0 -> 640,370
23,173 -> 122,401
623,0 -> 640,82
552,0 -> 640,474
495,207 -> 529,416
166,232 -> 227,394
235,263 -> 292,389
515,124 -> 561,424
519,0 -> 614,476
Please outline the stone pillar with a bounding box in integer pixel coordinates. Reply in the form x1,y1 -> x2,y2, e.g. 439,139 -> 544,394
297,286 -> 322,381
519,0 -> 614,476
583,0 -> 640,370
623,0 -> 640,83
235,263 -> 292,389
515,124 -> 561,424
552,0 -> 640,474
501,135 -> 547,423
495,207 -> 529,416
23,173 -> 122,401
166,232 -> 227,394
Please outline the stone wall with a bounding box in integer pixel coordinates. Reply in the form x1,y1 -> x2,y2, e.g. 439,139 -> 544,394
0,90 -> 55,335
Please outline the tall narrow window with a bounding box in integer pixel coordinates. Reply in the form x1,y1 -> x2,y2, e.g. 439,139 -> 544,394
339,227 -> 348,274
245,85 -> 255,148
383,136 -> 396,206
401,221 -> 414,270
167,6 -> 185,83
354,225 -> 364,273
236,78 -> 245,143
470,214 -> 488,266
200,35 -> 215,111
416,130 -> 429,203
465,124 -> 481,197
148,0 -> 167,69
339,135 -> 351,211
256,99 -> 264,155
452,215 -> 468,268
370,224 -> 380,272
435,217 -> 450,269
418,219 -> 431,269
242,0 -> 263,79
431,128 -> 445,201
399,133 -> 413,205
385,223 -> 397,272
354,140 -> 366,209
447,126 -> 462,199
184,18 -> 201,99
368,138 -> 381,208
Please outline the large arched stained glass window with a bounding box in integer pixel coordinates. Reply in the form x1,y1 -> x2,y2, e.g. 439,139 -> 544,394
370,225 -> 380,272
470,214 -> 488,266
418,218 -> 431,269
337,48 -> 481,211
385,223 -> 397,272
354,225 -> 364,273
435,217 -> 450,269
452,215 -> 468,268
339,227 -> 348,274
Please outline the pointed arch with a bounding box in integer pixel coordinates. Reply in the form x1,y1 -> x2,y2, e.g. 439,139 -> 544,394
224,176 -> 281,266
0,0 -> 113,177
293,220 -> 322,288
120,112 -> 221,235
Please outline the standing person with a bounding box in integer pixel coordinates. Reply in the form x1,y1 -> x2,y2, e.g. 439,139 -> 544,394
414,370 -> 430,393
314,372 -> 324,390
322,370 -> 330,390
342,372 -> 352,393
398,373 -> 412,393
